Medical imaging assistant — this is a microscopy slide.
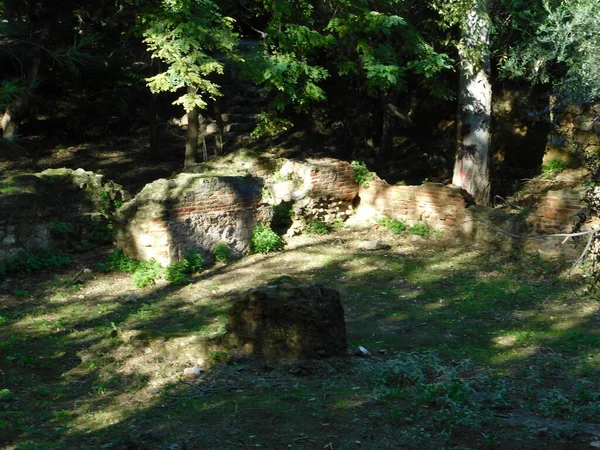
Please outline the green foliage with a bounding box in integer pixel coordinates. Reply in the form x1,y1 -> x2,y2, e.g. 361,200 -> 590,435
164,260 -> 191,285
332,218 -> 345,229
48,221 -> 71,235
142,0 -> 239,112
185,252 -> 204,273
379,217 -> 407,234
98,249 -> 138,273
98,189 -> 122,215
251,224 -> 285,254
13,290 -> 29,298
500,0 -> 600,102
306,220 -> 330,235
99,249 -> 203,286
248,0 -> 455,119
541,157 -> 570,175
0,250 -> 71,278
165,253 -> 204,285
0,389 -> 13,402
131,260 -> 164,288
410,222 -> 433,238
208,350 -> 229,363
213,242 -> 232,263
351,160 -> 374,188
251,113 -> 293,138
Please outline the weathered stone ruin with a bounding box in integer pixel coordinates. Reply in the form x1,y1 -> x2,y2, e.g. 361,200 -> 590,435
0,168 -> 127,266
222,280 -> 347,359
115,173 -> 271,266
113,153 -> 591,264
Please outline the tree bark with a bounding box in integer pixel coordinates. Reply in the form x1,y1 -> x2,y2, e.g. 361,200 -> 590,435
1,5 -> 50,139
452,0 -> 492,205
148,93 -> 160,159
214,100 -> 224,157
185,87 -> 199,168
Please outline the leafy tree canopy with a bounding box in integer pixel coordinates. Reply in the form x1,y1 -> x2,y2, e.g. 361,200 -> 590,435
500,0 -> 600,102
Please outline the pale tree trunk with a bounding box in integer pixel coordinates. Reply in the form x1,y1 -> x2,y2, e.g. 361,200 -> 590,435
452,0 -> 492,205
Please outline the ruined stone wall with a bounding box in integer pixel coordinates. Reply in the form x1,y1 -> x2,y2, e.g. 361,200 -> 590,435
116,174 -> 270,266
0,168 -> 126,266
277,158 -> 359,202
545,102 -> 600,164
528,190 -> 586,233
355,177 -> 468,231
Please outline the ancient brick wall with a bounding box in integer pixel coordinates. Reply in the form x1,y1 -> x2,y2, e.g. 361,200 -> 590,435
528,190 -> 586,233
355,177 -> 468,230
278,158 -> 359,202
116,174 -> 270,266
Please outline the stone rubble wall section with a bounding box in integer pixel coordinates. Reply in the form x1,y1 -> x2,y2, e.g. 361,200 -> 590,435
280,158 -> 359,202
116,175 -> 269,266
528,190 -> 586,233
549,102 -> 600,156
355,177 -> 467,230
0,168 -> 126,265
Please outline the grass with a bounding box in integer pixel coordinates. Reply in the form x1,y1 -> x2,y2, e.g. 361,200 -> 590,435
1,231 -> 599,449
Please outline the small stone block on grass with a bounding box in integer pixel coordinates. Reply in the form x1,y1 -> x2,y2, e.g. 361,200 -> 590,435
223,280 -> 347,359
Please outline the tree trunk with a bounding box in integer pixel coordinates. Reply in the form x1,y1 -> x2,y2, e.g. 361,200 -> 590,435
214,100 -> 224,156
185,91 -> 199,168
148,93 -> 160,159
452,0 -> 492,205
1,10 -> 50,139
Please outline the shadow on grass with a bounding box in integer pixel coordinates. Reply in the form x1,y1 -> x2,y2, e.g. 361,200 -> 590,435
1,236 -> 599,449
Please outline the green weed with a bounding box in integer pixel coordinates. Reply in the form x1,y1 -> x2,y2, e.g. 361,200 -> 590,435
541,157 -> 571,175
251,224 -> 285,254
209,350 -> 229,364
0,250 -> 71,277
351,160 -> 374,188
306,220 -> 329,235
410,222 -> 433,238
165,253 -> 204,285
132,260 -> 164,287
213,242 -> 232,263
379,216 -> 407,234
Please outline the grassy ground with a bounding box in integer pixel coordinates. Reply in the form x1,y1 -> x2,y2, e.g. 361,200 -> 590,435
1,226 -> 600,449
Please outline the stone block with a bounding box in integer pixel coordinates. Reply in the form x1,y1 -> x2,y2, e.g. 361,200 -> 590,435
223,280 -> 347,359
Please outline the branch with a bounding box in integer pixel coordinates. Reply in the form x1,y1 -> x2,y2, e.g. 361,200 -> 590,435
466,219 -> 600,273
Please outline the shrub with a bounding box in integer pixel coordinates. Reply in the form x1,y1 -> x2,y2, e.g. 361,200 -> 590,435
48,221 -> 71,235
99,249 -> 203,287
379,217 -> 407,234
209,350 -> 229,364
1,250 -> 72,277
351,160 -> 374,188
98,249 -> 139,273
213,242 -> 232,263
165,260 -> 192,285
541,157 -> 570,175
131,260 -> 164,288
307,220 -> 329,235
186,252 -> 204,273
410,222 -> 432,238
251,224 -> 285,254
165,253 -> 204,285
332,218 -> 345,229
